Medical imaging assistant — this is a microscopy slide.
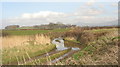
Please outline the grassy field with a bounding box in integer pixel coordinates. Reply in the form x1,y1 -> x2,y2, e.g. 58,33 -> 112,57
2,28 -> 71,65
2,28 -> 70,35
2,44 -> 56,64
85,28 -> 118,33
2,27 -> 119,65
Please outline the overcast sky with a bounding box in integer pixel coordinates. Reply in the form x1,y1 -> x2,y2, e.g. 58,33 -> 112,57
0,0 -> 119,29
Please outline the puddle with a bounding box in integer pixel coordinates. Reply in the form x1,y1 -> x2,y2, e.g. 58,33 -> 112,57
52,37 -> 80,51
72,47 -> 80,50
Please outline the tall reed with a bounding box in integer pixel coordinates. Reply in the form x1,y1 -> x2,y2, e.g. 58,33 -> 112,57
2,34 -> 51,49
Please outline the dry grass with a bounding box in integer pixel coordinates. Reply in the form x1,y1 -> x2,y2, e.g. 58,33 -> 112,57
0,37 -> 2,48
55,30 -> 119,65
2,28 -> 119,65
2,44 -> 56,64
0,37 -> 2,65
64,37 -> 76,40
2,34 -> 51,49
2,33 -> 55,64
35,34 -> 51,45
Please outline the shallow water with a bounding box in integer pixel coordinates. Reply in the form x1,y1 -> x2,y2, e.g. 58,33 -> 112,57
72,47 -> 80,50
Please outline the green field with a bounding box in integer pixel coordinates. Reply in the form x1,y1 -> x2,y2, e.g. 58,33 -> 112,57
2,28 -> 70,35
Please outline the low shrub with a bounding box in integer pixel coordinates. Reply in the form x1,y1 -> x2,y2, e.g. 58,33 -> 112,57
2,32 -> 10,37
77,32 -> 95,45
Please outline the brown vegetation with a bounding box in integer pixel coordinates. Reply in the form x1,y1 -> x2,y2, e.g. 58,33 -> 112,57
2,34 -> 51,49
2,32 -> 10,37
55,30 -> 118,65
82,26 -> 119,30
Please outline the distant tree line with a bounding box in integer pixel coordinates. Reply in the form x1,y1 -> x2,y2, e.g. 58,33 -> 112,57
4,22 -> 76,30
4,22 -> 119,30
33,23 -> 76,29
5,25 -> 19,30
81,26 -> 120,30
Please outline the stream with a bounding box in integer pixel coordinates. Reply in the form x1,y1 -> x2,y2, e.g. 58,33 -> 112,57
19,37 -> 81,65
49,37 -> 80,64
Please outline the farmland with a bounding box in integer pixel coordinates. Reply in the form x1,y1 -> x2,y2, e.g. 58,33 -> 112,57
1,27 -> 119,65
2,28 -> 70,36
